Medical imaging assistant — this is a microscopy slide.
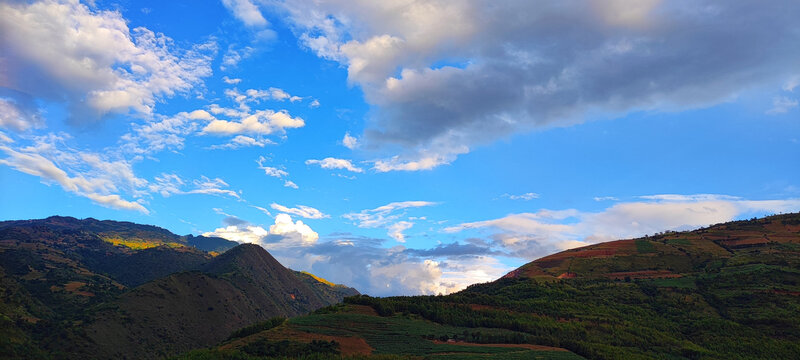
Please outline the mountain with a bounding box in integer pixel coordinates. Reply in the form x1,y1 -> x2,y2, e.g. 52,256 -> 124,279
192,213 -> 800,360
0,216 -> 358,359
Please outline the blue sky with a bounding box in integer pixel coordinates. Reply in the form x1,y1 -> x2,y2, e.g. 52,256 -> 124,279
0,0 -> 798,296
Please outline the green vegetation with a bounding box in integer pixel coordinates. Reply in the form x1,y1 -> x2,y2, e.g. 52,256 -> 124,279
210,213 -> 800,360
2,213 -> 799,359
634,239 -> 656,253
228,317 -> 287,340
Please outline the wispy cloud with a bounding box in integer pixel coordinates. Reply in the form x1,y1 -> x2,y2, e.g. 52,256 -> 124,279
270,203 -> 329,219
502,192 -> 539,201
446,195 -> 800,260
306,157 -> 363,173
344,201 -> 437,228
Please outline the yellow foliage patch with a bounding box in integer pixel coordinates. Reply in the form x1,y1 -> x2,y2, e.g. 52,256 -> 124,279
301,271 -> 335,287
102,237 -> 185,250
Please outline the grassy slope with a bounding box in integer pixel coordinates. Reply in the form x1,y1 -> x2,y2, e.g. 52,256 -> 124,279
206,213 -> 800,360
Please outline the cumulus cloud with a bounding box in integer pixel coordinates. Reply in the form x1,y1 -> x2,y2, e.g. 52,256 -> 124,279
202,210 -> 511,296
270,203 -> 329,219
305,157 -> 363,173
202,109 -> 304,135
203,213 -> 318,249
342,132 -> 358,149
445,195 -> 800,260
277,237 -> 510,296
0,0 -> 214,121
277,0 -> 800,170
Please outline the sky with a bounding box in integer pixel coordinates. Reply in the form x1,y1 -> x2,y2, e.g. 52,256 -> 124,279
0,0 -> 798,296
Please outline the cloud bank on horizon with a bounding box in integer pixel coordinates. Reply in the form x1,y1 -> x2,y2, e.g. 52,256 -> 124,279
0,0 -> 798,296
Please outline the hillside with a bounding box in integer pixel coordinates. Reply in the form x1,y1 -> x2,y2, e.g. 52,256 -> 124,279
0,217 -> 358,359
190,213 -> 800,360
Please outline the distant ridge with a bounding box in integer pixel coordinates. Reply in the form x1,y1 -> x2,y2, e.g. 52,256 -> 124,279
0,216 -> 358,359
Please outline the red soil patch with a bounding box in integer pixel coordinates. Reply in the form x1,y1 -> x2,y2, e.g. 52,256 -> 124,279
536,240 -> 635,263
502,268 -> 523,279
557,272 -> 576,279
770,290 -> 800,296
468,304 -> 496,311
227,326 -> 373,356
503,266 -> 552,279
64,281 -> 86,292
720,237 -> 770,248
431,340 -> 568,352
604,270 -> 681,280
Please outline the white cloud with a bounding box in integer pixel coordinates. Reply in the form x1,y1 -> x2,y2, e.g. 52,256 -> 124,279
277,0 -> 800,169
85,193 -> 148,213
221,45 -> 255,70
0,137 -> 148,213
208,135 -> 274,150
250,205 -> 273,217
388,221 -> 413,243
0,0 -> 214,120
149,173 -> 239,199
305,157 -> 363,173
309,99 -> 320,108
188,176 -> 240,198
445,195 -> 800,260
203,213 -> 318,249
270,203 -> 329,219
202,109 -> 304,135
594,196 -> 620,201
502,192 -> 539,201
342,132 -> 358,149
372,145 -> 468,172
0,95 -> 42,131
344,201 -> 436,228
283,180 -> 299,189
766,96 -> 798,115
256,156 -> 289,178
119,112 -> 200,155
220,0 -> 267,27
222,76 -> 242,85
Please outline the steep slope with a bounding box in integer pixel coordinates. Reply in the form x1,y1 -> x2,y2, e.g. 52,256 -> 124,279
79,244 -> 358,359
294,270 -> 361,304
202,213 -> 800,360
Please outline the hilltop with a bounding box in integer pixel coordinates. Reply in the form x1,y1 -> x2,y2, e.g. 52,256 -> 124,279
0,216 -> 358,359
188,213 -> 800,359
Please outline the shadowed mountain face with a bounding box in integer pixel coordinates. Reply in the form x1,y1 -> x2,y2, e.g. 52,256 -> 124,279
193,213 -> 800,360
0,217 -> 358,359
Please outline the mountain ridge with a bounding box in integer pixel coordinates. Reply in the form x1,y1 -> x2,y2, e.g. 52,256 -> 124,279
191,212 -> 800,360
0,216 -> 358,359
